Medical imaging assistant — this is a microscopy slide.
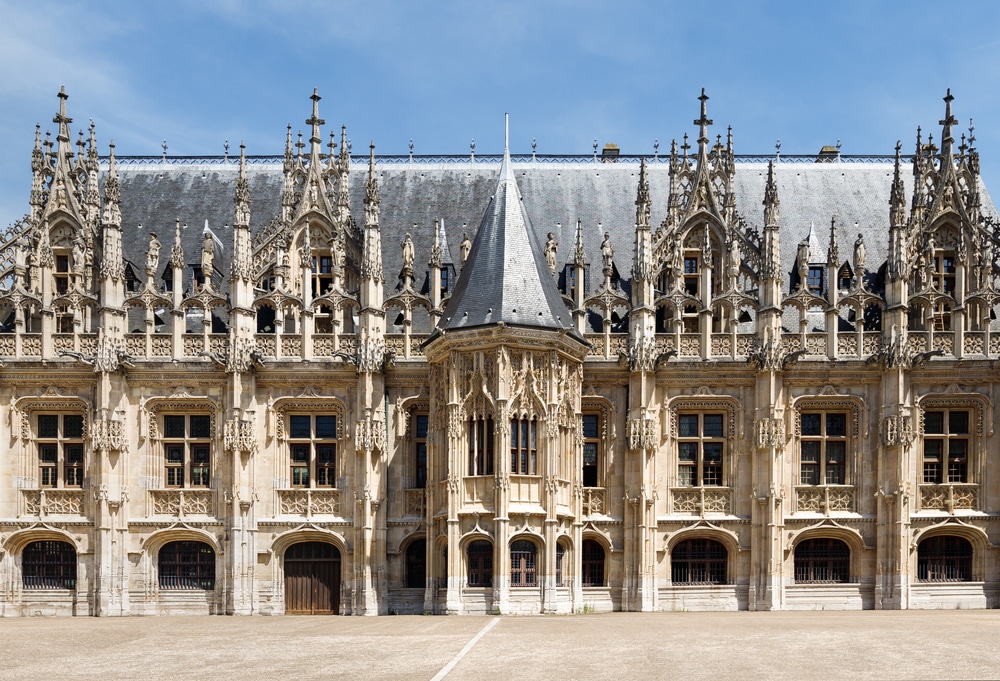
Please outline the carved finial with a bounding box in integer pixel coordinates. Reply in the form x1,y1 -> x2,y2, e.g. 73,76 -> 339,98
532,137 -> 537,159
102,141 -> 121,230
653,138 -> 659,158
224,139 -> 229,159
170,218 -> 184,269
694,88 -> 712,145
636,157 -> 650,229
828,216 -> 839,269
574,218 -> 586,267
161,139 -> 167,161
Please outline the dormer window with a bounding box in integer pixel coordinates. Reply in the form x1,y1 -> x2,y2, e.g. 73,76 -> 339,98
441,267 -> 449,293
838,264 -> 852,291
807,266 -> 824,294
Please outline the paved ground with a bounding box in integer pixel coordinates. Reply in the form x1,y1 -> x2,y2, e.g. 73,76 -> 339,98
2,611 -> 998,680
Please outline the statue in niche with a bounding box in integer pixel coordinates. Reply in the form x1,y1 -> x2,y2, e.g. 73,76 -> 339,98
401,233 -> 414,272
668,233 -> 683,290
853,233 -> 866,279
459,233 -> 472,269
544,232 -> 558,275
71,234 -> 86,276
796,239 -> 810,289
146,232 -> 161,276
201,231 -> 215,285
601,233 -> 614,275
727,234 -> 741,286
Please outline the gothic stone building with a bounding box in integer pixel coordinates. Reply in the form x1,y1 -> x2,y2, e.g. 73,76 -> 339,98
1,88 -> 998,616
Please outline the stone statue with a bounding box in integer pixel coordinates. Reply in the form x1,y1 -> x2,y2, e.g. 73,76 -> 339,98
669,233 -> 683,289
146,233 -> 161,276
459,233 -> 472,269
401,233 -> 414,272
330,235 -> 344,272
853,233 -> 866,278
727,234 -> 741,285
544,232 -> 558,275
924,233 -> 936,285
797,239 -> 810,288
201,231 -> 215,283
71,234 -> 86,275
601,233 -> 614,274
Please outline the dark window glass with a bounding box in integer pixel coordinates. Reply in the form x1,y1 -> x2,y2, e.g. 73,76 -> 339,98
315,415 -> 337,439
290,415 -> 311,439
38,415 -> 58,438
416,415 -> 429,439
582,415 -> 599,438
189,415 -> 211,438
163,415 -> 186,438
801,413 -> 821,436
678,414 -> 699,437
63,415 -> 84,438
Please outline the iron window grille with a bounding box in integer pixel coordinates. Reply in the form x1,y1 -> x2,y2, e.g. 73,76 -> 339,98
510,540 -> 537,586
671,538 -> 727,585
158,541 -> 216,590
22,540 -> 77,590
917,535 -> 972,582
794,538 -> 851,583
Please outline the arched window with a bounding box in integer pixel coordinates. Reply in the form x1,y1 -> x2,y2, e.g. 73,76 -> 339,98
510,417 -> 537,475
510,540 -> 537,586
467,540 -> 492,587
406,539 -> 426,589
917,535 -> 972,582
582,539 -> 605,587
22,540 -> 76,589
794,538 -> 850,583
555,542 -> 566,586
158,541 -> 215,590
671,538 -> 727,585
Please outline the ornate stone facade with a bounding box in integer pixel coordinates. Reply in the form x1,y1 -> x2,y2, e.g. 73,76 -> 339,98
1,89 -> 999,616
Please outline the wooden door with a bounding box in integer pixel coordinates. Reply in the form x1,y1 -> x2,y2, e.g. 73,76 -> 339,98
284,542 -> 340,614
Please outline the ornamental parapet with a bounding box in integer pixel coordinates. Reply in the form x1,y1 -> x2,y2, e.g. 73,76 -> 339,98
918,484 -> 979,513
794,485 -> 856,514
150,489 -> 215,516
669,487 -> 732,515
278,489 -> 341,516
21,489 -> 86,516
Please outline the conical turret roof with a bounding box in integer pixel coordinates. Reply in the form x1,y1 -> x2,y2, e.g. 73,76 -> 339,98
436,119 -> 580,340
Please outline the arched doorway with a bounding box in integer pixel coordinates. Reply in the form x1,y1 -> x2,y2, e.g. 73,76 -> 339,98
285,541 -> 341,614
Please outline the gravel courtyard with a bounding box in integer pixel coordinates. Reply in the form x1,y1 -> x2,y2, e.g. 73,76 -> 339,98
1,610 -> 996,680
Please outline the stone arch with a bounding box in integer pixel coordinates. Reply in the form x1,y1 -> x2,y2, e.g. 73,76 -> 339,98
2,525 -> 80,555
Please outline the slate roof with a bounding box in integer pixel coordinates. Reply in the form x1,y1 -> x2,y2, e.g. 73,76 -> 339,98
435,142 -> 579,338
110,156 -> 999,304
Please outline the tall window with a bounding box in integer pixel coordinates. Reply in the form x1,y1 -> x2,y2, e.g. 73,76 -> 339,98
467,540 -> 493,587
405,539 -> 426,589
413,414 -> 428,489
163,414 -> 211,488
468,417 -> 494,476
677,413 -> 724,486
917,535 -> 972,582
510,540 -> 537,586
671,538 -> 727,585
22,540 -> 77,590
158,541 -> 215,590
510,417 -> 537,475
37,414 -> 84,488
794,538 -> 850,583
923,410 -> 970,484
582,414 -> 601,487
800,412 -> 847,485
555,543 -> 565,586
582,539 -> 605,587
290,414 -> 338,487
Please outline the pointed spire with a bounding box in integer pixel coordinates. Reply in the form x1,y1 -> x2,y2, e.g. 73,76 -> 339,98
939,88 -> 958,163
635,158 -> 650,229
436,114 -> 579,340
170,219 -> 185,270
762,161 -> 781,282
827,216 -> 839,268
53,86 -> 72,157
574,218 -> 586,268
102,142 -> 121,229
284,124 -> 293,171
361,142 -> 383,284
234,141 -> 251,229
430,219 -> 443,269
306,88 -> 325,161
694,88 -> 713,154
890,140 -> 906,227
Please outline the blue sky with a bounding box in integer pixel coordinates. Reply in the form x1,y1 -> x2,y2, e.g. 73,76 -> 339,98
2,0 -> 1000,226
